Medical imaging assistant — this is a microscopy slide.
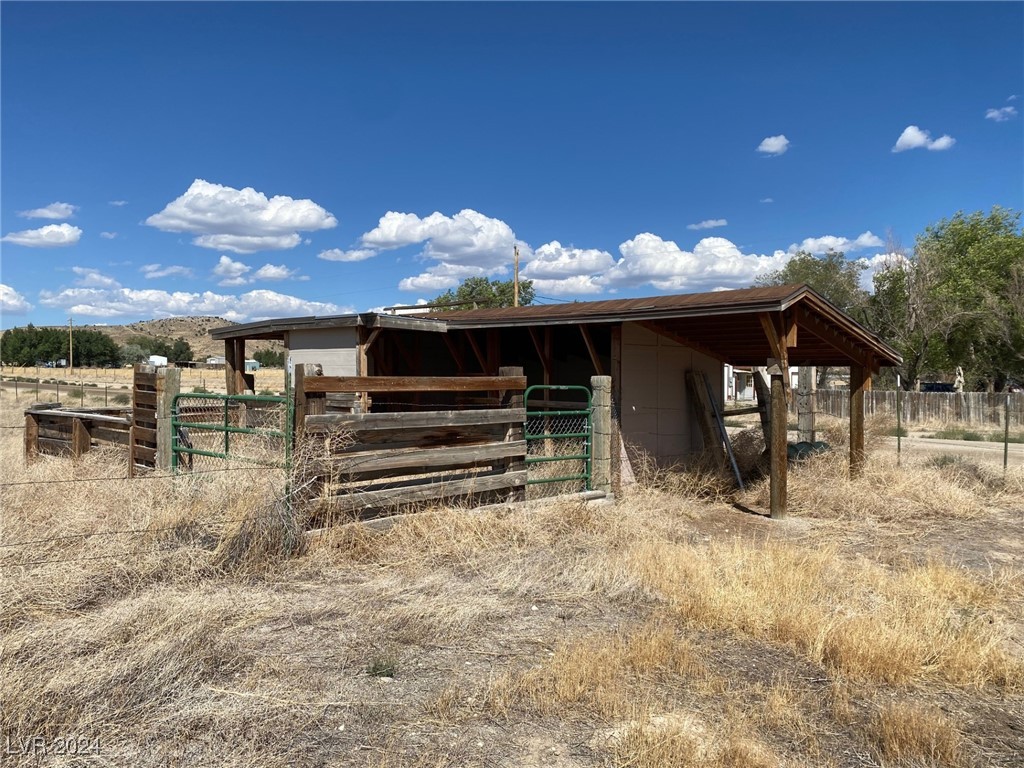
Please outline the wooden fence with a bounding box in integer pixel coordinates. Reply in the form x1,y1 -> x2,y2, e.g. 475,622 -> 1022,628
294,366 -> 527,517
24,404 -> 132,459
807,390 -> 1024,428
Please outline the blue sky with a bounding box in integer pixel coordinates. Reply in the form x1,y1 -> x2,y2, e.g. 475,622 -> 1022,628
2,1 -> 1021,328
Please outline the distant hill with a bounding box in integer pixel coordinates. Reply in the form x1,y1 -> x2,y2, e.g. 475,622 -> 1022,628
70,316 -> 285,360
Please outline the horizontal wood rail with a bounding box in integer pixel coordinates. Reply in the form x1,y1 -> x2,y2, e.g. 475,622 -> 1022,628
303,375 -> 526,394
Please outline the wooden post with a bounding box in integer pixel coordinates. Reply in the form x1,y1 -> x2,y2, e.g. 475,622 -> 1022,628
850,362 -> 868,477
234,339 -> 248,394
610,324 -> 623,494
753,368 -> 772,447
357,327 -> 370,412
71,418 -> 91,458
797,366 -> 815,443
225,340 -> 238,395
24,412 -> 39,461
293,363 -> 308,444
591,374 -> 612,495
770,373 -> 788,519
155,367 -> 180,471
500,366 -> 526,502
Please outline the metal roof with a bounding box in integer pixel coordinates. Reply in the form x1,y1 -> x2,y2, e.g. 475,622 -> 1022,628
209,284 -> 902,368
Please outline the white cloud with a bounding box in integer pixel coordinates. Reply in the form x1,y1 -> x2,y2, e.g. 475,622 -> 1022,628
317,247 -> 377,262
788,231 -> 883,255
100,231 -> 118,240
108,200 -> 128,207
757,135 -> 790,155
39,286 -> 347,322
0,284 -> 33,314
521,241 -> 615,281
253,264 -> 297,281
985,106 -> 1018,122
759,198 -> 774,204
72,267 -> 121,289
530,274 -> 606,295
351,209 -> 528,293
18,202 -> 77,220
1,223 -> 82,247
212,255 -> 252,287
892,125 -> 956,152
602,234 -> 790,293
140,264 -> 195,280
145,179 -> 337,253
687,219 -> 728,231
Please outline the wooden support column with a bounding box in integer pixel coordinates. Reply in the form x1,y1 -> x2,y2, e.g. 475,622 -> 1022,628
850,361 -> 869,477
71,418 -> 91,458
769,372 -> 788,519
500,366 -> 526,502
155,366 -> 180,470
590,374 -> 612,495
356,327 -> 369,412
25,412 -> 39,461
797,366 -> 816,443
235,339 -> 248,393
224,339 -> 238,395
610,324 -> 623,495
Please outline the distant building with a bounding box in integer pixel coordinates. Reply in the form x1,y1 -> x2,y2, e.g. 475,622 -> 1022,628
148,355 -> 168,367
244,359 -> 260,372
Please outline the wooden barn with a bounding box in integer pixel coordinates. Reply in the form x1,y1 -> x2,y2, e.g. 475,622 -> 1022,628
210,284 -> 901,514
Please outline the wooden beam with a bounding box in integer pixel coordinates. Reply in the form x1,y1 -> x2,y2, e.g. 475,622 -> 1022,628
304,375 -> 527,394
324,469 -> 527,515
234,339 -> 247,393
636,321 -> 726,362
391,332 -> 417,374
442,334 -> 466,375
850,362 -> 869,477
363,327 -> 383,354
793,305 -> 870,368
759,312 -> 786,365
326,440 -> 525,475
528,327 -> 551,381
769,372 -> 788,519
465,330 -> 487,373
306,407 -> 526,433
579,325 -> 605,376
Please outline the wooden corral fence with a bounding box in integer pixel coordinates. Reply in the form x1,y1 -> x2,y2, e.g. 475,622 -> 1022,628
24,403 -> 132,459
129,364 -> 180,474
809,390 -> 1024,428
294,365 -> 527,517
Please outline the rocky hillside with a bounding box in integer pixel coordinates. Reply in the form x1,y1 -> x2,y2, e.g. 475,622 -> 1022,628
74,316 -> 285,360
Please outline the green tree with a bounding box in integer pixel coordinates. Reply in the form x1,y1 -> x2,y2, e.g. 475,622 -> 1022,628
871,208 -> 1024,390
170,337 -> 194,362
430,277 -> 535,311
755,250 -> 869,386
755,250 -> 868,315
253,349 -> 285,367
119,344 -> 149,366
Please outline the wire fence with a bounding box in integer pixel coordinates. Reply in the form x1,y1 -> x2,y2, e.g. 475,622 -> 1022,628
525,411 -> 591,499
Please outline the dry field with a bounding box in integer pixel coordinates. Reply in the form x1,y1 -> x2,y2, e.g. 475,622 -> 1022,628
2,389 -> 1023,767
1,366 -> 287,396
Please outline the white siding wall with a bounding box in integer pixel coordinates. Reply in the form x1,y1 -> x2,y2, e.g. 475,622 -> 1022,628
285,328 -> 358,379
620,322 -> 723,465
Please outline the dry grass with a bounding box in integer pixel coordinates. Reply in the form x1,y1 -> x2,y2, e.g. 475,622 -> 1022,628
2,388 -> 1022,767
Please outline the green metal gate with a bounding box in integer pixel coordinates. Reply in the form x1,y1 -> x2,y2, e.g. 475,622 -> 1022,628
171,392 -> 292,473
524,384 -> 592,495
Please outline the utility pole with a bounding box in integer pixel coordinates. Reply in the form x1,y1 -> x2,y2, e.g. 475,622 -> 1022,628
68,317 -> 73,372
513,244 -> 520,307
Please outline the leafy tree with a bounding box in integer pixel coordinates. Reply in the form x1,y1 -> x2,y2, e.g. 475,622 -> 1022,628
253,349 -> 285,367
170,337 -> 193,362
0,325 -> 118,366
755,250 -> 868,315
119,344 -> 149,366
755,250 -> 869,386
871,208 -> 1024,391
430,277 -> 535,311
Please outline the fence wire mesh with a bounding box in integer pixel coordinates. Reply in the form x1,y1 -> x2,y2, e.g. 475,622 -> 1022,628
525,410 -> 591,499
173,394 -> 289,473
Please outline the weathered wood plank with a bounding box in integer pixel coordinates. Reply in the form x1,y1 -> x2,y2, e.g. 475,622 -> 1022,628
132,425 -> 158,444
25,413 -> 39,460
305,407 -> 526,433
304,376 -> 527,394
325,440 -> 525,475
133,390 -> 158,407
132,445 -> 157,462
90,427 -> 131,446
72,419 -> 91,457
325,469 -> 527,514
